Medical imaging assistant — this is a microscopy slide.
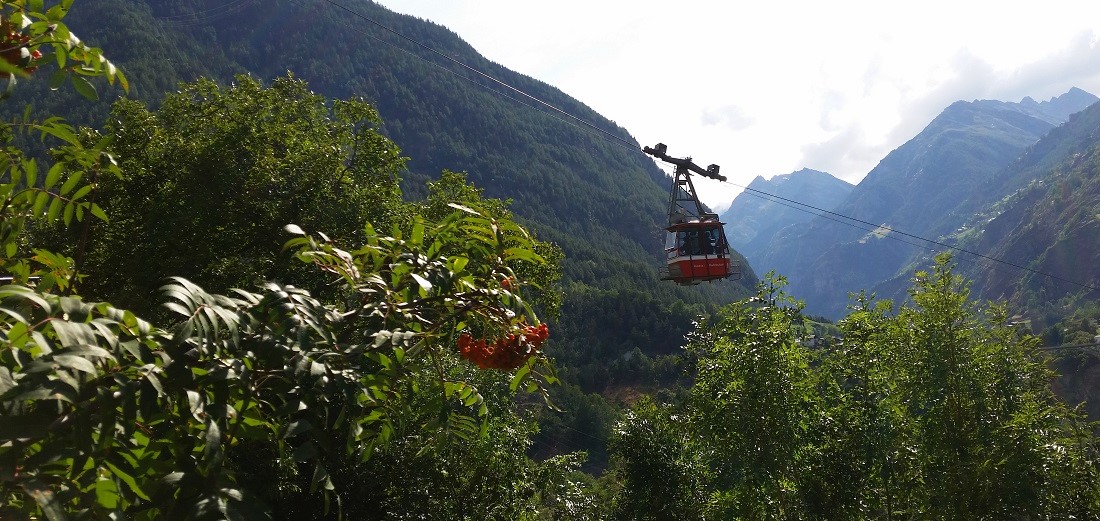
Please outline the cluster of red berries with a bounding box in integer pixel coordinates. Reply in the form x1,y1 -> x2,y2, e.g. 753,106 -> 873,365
1,27 -> 42,74
457,323 -> 549,370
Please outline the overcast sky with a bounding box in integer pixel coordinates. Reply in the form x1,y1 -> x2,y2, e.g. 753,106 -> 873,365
373,0 -> 1100,211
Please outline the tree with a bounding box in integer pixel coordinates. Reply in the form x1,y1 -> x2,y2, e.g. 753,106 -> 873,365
859,255 -> 1100,518
607,397 -> 707,520
81,74 -> 408,314
3,202 -> 563,518
607,259 -> 1100,519
686,274 -> 816,519
1,3 -> 574,517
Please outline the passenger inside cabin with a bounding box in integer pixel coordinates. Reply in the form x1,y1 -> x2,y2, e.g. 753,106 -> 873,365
676,229 -> 716,256
698,231 -> 714,255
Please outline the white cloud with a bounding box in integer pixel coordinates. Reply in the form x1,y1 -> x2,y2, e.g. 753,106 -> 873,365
701,105 -> 754,131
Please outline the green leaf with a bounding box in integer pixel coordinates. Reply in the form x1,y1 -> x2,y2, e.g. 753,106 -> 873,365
44,162 -> 64,188
203,418 -> 222,464
52,319 -> 97,347
25,159 -> 38,188
89,203 -> 108,222
46,196 -> 62,220
410,273 -> 432,293
38,122 -> 80,147
31,190 -> 50,217
54,354 -> 97,374
163,472 -> 185,486
187,390 -> 204,420
59,170 -> 83,196
47,69 -> 66,90
447,203 -> 480,215
310,462 -> 335,494
451,256 -> 469,273
504,247 -> 544,263
94,478 -> 120,509
70,75 -> 98,100
106,460 -> 151,500
71,183 -> 93,201
62,200 -> 75,225
509,361 -> 532,392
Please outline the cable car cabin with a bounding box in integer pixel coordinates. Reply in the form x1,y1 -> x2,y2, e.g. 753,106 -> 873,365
662,220 -> 740,285
644,142 -> 742,285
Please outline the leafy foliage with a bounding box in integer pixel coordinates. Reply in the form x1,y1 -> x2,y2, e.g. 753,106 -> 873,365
0,4 -> 586,517
608,257 -> 1100,519
1,204 -> 565,518
79,74 -> 407,314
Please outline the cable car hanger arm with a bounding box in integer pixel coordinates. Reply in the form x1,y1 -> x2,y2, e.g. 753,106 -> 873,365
642,143 -> 726,182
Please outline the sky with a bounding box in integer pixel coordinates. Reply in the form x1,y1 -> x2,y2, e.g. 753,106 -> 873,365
374,0 -> 1100,211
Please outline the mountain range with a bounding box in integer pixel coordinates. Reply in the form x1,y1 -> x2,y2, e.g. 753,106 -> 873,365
15,0 -> 760,377
720,169 -> 852,274
748,88 -> 1099,319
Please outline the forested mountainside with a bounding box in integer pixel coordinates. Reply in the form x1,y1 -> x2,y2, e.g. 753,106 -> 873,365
720,168 -> 852,269
0,0 -> 759,475
15,0 -> 757,379
965,100 -> 1100,316
758,90 -> 1097,319
858,96 -> 1100,325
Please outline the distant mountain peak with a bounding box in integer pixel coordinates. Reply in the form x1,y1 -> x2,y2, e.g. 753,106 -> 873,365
758,168 -> 841,187
1016,87 -> 1098,122
721,169 -> 852,269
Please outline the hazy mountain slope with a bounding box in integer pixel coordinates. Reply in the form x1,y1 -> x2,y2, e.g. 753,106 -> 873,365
720,169 -> 852,269
759,90 -> 1097,318
865,98 -> 1100,310
967,101 -> 1100,312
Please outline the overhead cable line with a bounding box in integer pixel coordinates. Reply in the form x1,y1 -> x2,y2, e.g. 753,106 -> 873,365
307,0 -> 1098,296
317,0 -> 641,151
718,178 -> 1100,294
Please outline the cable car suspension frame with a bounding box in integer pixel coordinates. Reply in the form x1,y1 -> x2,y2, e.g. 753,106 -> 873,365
644,143 -> 742,285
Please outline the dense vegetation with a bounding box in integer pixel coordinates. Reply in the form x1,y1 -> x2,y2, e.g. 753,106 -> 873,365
610,260 -> 1100,519
12,0 -> 760,468
3,2 -> 1099,519
1,4 -> 579,517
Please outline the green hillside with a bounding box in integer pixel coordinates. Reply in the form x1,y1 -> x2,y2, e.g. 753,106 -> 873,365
969,101 -> 1100,316
2,0 -> 758,476
25,0 -> 757,362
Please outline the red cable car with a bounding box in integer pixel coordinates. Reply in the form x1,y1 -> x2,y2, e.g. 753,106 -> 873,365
644,143 -> 742,285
